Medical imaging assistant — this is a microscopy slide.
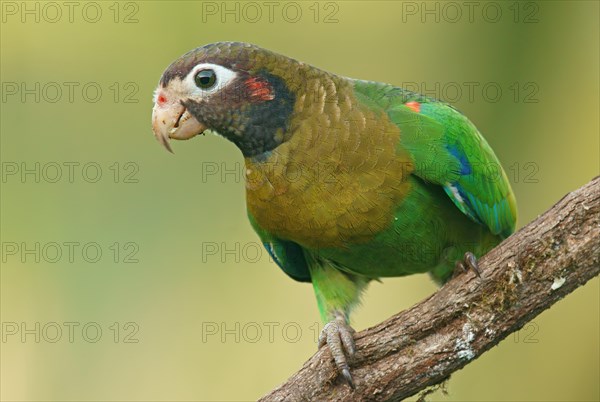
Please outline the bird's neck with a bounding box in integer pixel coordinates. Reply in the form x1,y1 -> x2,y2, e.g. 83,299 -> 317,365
242,77 -> 413,249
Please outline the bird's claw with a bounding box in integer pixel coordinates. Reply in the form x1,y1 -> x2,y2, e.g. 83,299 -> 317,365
318,318 -> 356,389
454,251 -> 481,278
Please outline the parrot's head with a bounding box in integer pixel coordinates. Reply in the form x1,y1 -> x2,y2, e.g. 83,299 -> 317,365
152,42 -> 300,156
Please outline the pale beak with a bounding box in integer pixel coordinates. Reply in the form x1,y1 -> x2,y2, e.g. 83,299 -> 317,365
152,101 -> 206,153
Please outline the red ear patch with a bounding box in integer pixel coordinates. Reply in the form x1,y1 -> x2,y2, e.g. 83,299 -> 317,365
405,101 -> 421,113
245,77 -> 274,101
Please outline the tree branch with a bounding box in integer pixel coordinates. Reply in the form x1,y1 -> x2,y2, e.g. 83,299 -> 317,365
260,176 -> 600,402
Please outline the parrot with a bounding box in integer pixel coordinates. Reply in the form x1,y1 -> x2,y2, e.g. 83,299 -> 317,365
151,42 -> 517,387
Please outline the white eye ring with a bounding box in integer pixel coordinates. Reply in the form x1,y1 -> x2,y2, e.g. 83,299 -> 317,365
186,63 -> 237,97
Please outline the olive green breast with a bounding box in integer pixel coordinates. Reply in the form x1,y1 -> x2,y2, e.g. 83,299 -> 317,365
245,73 -> 414,249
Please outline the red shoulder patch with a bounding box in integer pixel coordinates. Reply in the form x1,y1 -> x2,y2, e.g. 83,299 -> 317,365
245,77 -> 274,101
405,101 -> 421,113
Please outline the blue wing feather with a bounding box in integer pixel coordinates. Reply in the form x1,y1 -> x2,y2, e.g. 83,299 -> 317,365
248,212 -> 311,282
353,80 -> 517,238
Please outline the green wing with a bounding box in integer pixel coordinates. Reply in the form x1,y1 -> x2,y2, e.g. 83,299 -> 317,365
354,80 -> 517,238
247,212 -> 311,282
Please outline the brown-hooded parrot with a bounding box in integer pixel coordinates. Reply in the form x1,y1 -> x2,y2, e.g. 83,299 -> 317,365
151,42 -> 517,387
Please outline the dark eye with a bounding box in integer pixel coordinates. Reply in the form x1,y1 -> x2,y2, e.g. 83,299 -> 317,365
194,69 -> 217,89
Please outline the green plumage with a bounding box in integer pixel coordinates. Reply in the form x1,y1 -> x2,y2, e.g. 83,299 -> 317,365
248,69 -> 517,321
155,42 -> 518,380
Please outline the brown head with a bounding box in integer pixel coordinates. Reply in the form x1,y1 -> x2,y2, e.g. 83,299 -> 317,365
152,42 -> 308,157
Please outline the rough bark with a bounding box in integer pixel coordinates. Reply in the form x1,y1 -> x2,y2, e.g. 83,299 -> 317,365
260,176 -> 600,402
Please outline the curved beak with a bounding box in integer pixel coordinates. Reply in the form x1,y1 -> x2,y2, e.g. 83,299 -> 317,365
152,101 -> 206,153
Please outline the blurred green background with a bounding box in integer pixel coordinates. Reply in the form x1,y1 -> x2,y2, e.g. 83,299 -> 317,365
1,1 -> 598,401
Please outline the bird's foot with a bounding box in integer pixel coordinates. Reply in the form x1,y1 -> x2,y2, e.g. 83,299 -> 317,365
318,314 -> 356,389
454,251 -> 481,278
